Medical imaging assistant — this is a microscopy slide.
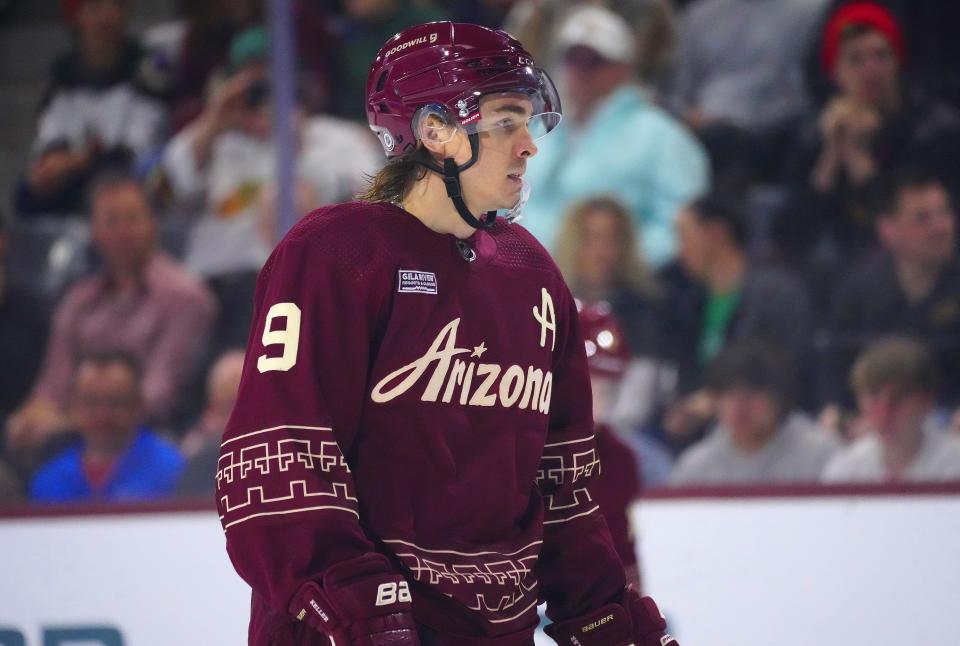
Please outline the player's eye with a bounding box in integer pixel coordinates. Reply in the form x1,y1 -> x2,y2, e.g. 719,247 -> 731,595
496,117 -> 520,132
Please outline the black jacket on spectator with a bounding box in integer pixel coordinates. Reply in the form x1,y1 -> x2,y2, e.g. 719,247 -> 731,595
823,252 -> 960,408
775,92 -> 960,270
658,263 -> 814,398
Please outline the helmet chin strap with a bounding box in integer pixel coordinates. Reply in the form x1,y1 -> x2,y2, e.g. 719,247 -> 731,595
416,133 -> 497,230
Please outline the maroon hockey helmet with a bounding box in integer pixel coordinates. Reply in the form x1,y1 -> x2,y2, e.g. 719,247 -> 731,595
365,22 -> 562,228
577,301 -> 631,379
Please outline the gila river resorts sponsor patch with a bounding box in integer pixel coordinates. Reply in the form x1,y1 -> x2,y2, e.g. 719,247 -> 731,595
398,269 -> 438,294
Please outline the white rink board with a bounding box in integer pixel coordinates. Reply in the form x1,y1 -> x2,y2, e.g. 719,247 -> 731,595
634,494 -> 960,646
0,511 -> 250,645
1,494 -> 959,646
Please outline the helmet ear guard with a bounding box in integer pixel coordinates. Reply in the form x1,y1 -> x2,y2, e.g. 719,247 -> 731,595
412,104 -> 459,148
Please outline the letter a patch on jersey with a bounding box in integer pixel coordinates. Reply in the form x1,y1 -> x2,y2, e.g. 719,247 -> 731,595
398,269 -> 438,294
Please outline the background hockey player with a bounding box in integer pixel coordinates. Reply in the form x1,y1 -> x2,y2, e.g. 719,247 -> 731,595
577,301 -> 645,591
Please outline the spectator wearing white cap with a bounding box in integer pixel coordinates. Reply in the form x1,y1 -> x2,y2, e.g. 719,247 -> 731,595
521,4 -> 709,267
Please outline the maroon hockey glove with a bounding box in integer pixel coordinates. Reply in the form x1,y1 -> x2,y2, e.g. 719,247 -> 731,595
544,587 -> 678,646
289,553 -> 420,645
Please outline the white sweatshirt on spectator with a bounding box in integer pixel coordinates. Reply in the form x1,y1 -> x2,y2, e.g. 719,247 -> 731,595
163,115 -> 382,278
669,413 -> 840,486
34,83 -> 165,158
822,418 -> 960,484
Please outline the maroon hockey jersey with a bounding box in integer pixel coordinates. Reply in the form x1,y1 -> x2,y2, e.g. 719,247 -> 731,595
216,202 -> 626,644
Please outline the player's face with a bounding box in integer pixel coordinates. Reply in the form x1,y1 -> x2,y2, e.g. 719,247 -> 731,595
880,183 -> 956,268
72,362 -> 142,450
578,208 -> 623,290
458,94 -> 539,213
717,386 -> 780,448
835,30 -> 899,107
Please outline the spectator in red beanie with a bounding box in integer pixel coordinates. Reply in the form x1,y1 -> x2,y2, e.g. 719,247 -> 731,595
775,0 -> 960,283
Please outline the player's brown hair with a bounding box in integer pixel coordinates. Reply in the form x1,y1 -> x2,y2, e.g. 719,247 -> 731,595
850,336 -> 938,397
553,195 -> 657,298
355,146 -> 432,205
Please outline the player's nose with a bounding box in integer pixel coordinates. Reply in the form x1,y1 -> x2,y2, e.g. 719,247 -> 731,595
517,130 -> 537,158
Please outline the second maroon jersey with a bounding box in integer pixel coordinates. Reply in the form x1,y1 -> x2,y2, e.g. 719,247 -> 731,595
216,202 -> 625,643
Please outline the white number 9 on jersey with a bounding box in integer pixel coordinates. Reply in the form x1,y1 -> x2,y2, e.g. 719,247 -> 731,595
257,302 -> 301,373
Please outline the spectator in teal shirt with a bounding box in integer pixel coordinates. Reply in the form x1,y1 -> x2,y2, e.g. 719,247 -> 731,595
31,350 -> 183,502
521,4 -> 709,267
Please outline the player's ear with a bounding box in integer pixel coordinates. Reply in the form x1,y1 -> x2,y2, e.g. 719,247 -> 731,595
415,107 -> 460,157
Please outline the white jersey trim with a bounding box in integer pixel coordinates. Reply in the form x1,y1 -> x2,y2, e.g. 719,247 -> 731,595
543,435 -> 595,448
220,504 -> 359,530
486,599 -> 540,624
542,505 -> 600,525
220,424 -> 333,447
382,538 -> 543,557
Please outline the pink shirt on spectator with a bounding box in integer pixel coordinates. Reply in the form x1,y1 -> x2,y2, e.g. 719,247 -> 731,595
33,253 -> 216,422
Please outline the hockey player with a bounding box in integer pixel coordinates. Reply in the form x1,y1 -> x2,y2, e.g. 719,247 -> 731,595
577,301 -> 645,592
216,21 -> 678,646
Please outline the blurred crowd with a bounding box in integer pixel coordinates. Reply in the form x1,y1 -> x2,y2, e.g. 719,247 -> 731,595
2,0 -> 960,506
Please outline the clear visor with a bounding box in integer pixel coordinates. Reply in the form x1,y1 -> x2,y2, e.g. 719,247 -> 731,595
413,66 -> 563,147
469,107 -> 562,142
460,66 -> 562,140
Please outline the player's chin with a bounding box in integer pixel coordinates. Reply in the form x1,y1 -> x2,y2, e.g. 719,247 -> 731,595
501,177 -> 522,200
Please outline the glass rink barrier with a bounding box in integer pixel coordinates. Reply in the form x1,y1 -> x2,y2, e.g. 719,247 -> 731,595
1,484 -> 959,646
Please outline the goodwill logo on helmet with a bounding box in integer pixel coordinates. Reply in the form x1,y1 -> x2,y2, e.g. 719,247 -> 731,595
371,318 -> 553,414
385,33 -> 438,58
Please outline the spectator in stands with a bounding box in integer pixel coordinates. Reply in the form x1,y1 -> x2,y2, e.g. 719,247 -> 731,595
176,350 -> 244,498
14,0 -> 167,216
168,0 -> 336,132
167,0 -> 262,132
776,1 -> 960,267
5,173 -> 215,460
554,196 -> 671,433
163,26 -> 381,281
521,3 -> 709,266
31,350 -> 184,502
823,337 -> 960,483
802,1 -> 960,111
668,0 -> 828,182
658,194 -> 813,454
163,26 -> 380,354
503,0 -> 677,86
670,343 -> 839,486
553,196 -> 660,357
332,0 -> 449,121
822,167 -> 960,409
